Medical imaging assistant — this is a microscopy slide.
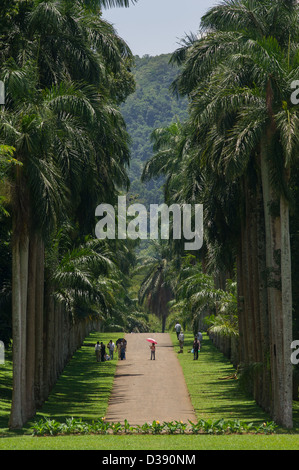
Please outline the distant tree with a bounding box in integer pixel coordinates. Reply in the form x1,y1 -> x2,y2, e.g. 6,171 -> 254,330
137,242 -> 173,333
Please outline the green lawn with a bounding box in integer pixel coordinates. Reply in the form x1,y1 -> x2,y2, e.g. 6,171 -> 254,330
33,332 -> 121,423
1,330 -> 299,450
1,433 -> 299,451
0,332 -> 121,434
170,332 -> 273,424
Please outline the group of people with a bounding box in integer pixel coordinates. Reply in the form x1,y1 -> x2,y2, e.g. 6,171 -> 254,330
95,327 -> 203,363
174,322 -> 202,360
94,340 -> 116,362
95,338 -> 127,362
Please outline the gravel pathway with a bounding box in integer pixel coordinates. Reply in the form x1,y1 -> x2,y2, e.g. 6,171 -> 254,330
105,333 -> 197,425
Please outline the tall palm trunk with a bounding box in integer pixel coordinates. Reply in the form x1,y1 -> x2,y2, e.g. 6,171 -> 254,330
237,242 -> 247,364
9,173 -> 46,427
9,169 -> 30,429
260,133 -> 293,428
279,193 -> 293,426
9,229 -> 29,429
25,234 -> 37,421
238,170 -> 273,414
255,172 -> 271,411
44,280 -> 55,398
246,179 -> 261,401
34,237 -> 44,407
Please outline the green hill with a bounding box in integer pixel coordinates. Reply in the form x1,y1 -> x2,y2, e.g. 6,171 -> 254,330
121,53 -> 188,207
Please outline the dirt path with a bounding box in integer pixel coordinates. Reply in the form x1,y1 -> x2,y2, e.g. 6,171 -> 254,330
105,333 -> 197,425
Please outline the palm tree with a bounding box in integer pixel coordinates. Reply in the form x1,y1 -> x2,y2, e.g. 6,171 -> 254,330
137,241 -> 173,333
1,0 -> 136,428
51,238 -> 116,318
141,122 -> 194,206
169,254 -> 237,333
170,0 -> 299,427
0,64 -> 95,426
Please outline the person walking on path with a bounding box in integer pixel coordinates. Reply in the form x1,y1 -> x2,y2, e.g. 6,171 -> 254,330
117,341 -> 121,359
95,341 -> 101,362
150,343 -> 156,360
178,330 -> 184,353
175,322 -> 181,339
120,341 -> 126,360
193,337 -> 199,360
107,340 -> 115,360
100,342 -> 106,362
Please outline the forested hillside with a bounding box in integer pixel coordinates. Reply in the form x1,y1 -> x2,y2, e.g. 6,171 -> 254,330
121,54 -> 188,206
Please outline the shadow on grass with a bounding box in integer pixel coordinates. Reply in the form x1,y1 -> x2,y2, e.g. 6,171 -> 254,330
0,334 -> 119,434
32,341 -> 118,424
173,333 -> 273,424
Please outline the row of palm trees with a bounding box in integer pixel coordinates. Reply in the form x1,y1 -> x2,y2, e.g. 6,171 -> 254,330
0,0 -> 139,429
140,0 -> 299,429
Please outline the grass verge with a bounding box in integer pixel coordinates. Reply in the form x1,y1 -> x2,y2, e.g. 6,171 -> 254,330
0,331 -> 121,436
170,332 -> 299,433
170,332 -> 270,423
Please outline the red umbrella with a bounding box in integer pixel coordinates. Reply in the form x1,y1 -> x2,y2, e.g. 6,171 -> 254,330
146,338 -> 157,344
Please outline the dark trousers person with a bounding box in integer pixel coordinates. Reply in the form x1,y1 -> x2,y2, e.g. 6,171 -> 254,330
100,343 -> 106,362
193,339 -> 199,360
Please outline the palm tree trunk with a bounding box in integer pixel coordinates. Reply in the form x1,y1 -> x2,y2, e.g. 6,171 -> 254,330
34,237 -> 44,407
54,300 -> 60,382
236,246 -> 245,362
25,234 -> 37,421
279,194 -> 293,427
239,192 -> 251,367
237,232 -> 249,366
9,231 -> 29,429
44,281 -> 55,398
247,182 -> 262,402
260,138 -> 293,428
255,172 -> 271,412
245,181 -> 258,369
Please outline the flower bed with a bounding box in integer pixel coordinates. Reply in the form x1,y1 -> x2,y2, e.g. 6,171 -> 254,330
30,417 -> 277,436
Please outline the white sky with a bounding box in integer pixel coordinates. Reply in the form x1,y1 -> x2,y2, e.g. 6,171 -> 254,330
103,0 -> 218,56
